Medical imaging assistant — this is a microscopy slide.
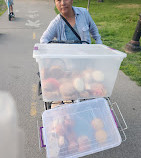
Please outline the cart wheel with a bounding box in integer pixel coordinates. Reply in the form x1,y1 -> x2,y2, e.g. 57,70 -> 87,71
9,14 -> 11,21
45,102 -> 52,110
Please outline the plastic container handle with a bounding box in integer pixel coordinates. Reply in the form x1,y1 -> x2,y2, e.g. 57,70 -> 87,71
111,109 -> 118,127
40,127 -> 46,148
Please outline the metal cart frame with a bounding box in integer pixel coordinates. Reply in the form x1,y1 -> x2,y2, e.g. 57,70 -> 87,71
37,41 -> 128,151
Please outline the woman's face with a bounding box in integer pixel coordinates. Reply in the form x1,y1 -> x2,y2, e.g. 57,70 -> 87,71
55,0 -> 73,16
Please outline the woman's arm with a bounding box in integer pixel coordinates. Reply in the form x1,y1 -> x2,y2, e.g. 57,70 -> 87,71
85,9 -> 102,44
40,19 -> 58,43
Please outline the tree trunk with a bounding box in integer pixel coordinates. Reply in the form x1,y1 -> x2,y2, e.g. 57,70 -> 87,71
125,14 -> 141,53
87,0 -> 90,11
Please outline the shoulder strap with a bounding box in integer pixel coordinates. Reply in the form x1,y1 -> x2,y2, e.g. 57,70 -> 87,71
60,14 -> 81,41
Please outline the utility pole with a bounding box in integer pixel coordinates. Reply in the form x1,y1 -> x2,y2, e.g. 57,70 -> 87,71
125,14 -> 141,53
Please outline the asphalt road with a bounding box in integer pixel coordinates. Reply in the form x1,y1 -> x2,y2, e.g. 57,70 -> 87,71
0,0 -> 141,158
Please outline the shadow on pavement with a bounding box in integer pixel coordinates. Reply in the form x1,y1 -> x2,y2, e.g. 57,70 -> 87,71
13,17 -> 24,22
0,33 -> 6,38
0,33 -> 10,44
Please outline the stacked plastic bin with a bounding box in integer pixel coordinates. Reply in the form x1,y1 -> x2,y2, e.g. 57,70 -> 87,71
33,44 -> 127,158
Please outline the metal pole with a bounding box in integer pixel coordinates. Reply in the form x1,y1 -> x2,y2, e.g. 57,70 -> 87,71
125,14 -> 141,53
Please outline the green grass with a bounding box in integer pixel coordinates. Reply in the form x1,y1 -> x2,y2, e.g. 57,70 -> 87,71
0,0 -> 7,16
72,0 -> 141,86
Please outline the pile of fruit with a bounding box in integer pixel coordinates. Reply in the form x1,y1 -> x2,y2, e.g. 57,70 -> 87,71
41,65 -> 107,100
47,115 -> 107,157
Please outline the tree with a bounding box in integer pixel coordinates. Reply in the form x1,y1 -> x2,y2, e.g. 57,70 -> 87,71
87,0 -> 90,11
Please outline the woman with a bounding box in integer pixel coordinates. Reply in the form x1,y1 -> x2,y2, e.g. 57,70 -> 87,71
40,0 -> 102,44
5,0 -> 15,17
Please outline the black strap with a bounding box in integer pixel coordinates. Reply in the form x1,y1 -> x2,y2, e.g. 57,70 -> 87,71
60,14 -> 81,41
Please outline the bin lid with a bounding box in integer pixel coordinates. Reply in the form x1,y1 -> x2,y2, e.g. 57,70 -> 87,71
42,98 -> 121,158
33,44 -> 127,59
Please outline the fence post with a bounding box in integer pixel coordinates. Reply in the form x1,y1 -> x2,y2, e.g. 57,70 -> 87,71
125,14 -> 141,53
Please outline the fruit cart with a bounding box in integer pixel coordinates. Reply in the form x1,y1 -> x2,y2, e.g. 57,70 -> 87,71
33,43 -> 128,158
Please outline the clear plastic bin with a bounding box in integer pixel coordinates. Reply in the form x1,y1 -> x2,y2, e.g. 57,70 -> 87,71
41,98 -> 122,158
33,44 -> 127,102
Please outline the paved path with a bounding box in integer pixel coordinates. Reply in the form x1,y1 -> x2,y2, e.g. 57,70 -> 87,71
0,0 -> 141,158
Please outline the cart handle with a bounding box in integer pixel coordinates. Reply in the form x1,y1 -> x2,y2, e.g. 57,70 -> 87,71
106,98 -> 128,142
40,127 -> 46,148
48,40 -> 89,44
111,102 -> 128,142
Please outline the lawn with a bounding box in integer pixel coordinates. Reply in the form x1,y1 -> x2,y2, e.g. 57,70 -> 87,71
72,0 -> 141,86
0,0 -> 7,16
